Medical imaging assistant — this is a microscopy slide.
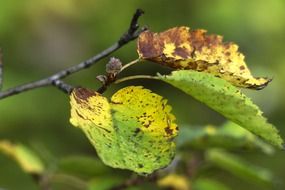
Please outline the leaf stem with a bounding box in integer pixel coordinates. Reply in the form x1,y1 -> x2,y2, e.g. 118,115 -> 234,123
115,75 -> 159,84
120,58 -> 141,72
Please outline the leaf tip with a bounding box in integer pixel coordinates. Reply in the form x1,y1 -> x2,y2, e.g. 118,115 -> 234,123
249,78 -> 272,90
137,26 -> 273,90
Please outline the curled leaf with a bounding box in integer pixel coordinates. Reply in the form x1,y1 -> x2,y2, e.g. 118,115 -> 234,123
158,70 -> 283,148
137,27 -> 270,89
70,86 -> 178,174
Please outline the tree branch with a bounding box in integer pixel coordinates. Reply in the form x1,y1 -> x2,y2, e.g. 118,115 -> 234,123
52,80 -> 74,94
0,9 -> 146,100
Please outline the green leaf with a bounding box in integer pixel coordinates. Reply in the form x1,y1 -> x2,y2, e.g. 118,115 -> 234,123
177,122 -> 274,154
88,176 -> 147,190
206,149 -> 274,187
193,178 -> 230,190
158,70 -> 284,148
50,173 -> 88,190
0,140 -> 45,174
58,156 -> 112,179
0,154 -> 39,190
70,86 -> 178,174
88,177 -> 123,190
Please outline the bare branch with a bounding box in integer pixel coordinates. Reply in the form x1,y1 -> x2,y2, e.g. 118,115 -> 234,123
119,9 -> 145,45
52,80 -> 74,94
0,9 -> 146,100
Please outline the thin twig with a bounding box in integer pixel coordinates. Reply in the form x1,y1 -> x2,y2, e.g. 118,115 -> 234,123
96,58 -> 142,94
96,73 -> 117,94
120,9 -> 145,45
0,9 -> 146,100
52,80 -> 74,94
115,75 -> 158,84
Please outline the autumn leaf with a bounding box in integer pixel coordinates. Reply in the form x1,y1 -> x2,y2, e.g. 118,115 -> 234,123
0,140 -> 45,174
158,174 -> 190,190
70,86 -> 178,174
158,70 -> 284,148
137,26 -> 270,89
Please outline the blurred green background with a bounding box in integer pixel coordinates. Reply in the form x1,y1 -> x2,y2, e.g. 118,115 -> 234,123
0,0 -> 284,189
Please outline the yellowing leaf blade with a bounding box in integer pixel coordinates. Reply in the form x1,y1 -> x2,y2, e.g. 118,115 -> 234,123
158,174 -> 190,190
138,27 -> 270,89
70,86 -> 178,174
0,140 -> 45,174
158,70 -> 283,148
70,88 -> 124,172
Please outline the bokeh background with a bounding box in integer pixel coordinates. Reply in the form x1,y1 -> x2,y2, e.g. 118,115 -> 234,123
0,0 -> 284,189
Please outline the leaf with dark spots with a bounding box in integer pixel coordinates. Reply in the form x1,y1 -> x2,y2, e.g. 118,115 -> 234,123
70,86 -> 178,174
158,70 -> 284,148
134,128 -> 141,136
165,126 -> 174,136
73,88 -> 97,103
137,26 -> 271,89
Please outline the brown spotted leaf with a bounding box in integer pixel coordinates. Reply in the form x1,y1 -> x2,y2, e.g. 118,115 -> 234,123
70,86 -> 178,174
158,70 -> 284,148
137,26 -> 270,89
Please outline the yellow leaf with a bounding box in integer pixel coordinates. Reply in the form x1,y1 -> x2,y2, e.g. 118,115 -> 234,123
137,27 -> 270,89
70,86 -> 178,174
0,140 -> 45,174
158,174 -> 190,190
